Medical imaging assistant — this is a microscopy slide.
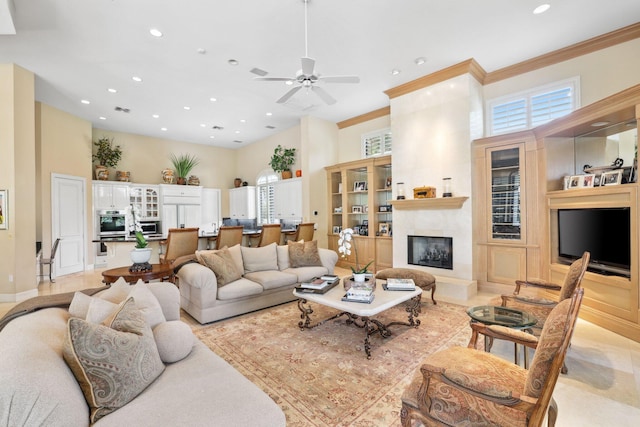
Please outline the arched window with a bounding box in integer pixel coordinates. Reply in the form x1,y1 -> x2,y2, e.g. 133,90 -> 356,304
256,169 -> 279,225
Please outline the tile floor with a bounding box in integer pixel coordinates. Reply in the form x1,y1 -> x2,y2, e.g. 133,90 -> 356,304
2,268 -> 639,426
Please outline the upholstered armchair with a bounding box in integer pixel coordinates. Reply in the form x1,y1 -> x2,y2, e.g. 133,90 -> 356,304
501,251 -> 589,337
401,288 -> 584,427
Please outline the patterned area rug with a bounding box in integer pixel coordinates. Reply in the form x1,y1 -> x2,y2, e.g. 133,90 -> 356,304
188,299 -> 474,427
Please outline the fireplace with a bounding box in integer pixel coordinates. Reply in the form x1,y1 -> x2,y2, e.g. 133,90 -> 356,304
408,235 -> 453,270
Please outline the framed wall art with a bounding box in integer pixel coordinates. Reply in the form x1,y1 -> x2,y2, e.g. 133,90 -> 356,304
0,190 -> 7,230
353,181 -> 367,192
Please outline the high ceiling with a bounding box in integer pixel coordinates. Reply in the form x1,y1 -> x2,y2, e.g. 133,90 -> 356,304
1,0 -> 639,148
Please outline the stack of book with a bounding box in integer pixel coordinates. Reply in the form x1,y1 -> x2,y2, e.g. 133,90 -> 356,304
295,275 -> 340,294
343,283 -> 375,303
384,278 -> 416,291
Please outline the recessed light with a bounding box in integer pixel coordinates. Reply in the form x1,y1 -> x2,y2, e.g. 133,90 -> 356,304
132,76 -> 143,82
266,112 -> 272,116
240,119 -> 246,123
197,48 -> 206,55
81,99 -> 90,104
99,116 -> 106,120
391,69 -> 401,76
235,130 -> 241,134
200,123 -> 206,128
161,127 -> 168,131
285,80 -> 293,86
210,97 -> 217,102
149,28 -> 163,37
107,88 -> 117,93
152,114 -> 159,119
183,106 -> 191,111
533,4 -> 550,14
209,135 -> 215,139
228,59 -> 239,66
415,57 -> 426,65
591,121 -> 610,127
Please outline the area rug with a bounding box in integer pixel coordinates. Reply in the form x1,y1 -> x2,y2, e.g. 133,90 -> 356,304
189,300 -> 474,427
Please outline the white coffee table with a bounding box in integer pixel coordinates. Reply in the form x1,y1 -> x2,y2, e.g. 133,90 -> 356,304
293,282 -> 422,359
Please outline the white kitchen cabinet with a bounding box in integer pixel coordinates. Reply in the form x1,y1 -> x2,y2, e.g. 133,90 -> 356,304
229,186 -> 256,219
129,185 -> 160,220
93,182 -> 130,210
160,184 -> 202,234
273,178 -> 302,220
201,188 -> 222,227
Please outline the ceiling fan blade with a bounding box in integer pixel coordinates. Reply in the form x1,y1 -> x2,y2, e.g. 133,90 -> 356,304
318,75 -> 360,84
277,86 -> 303,104
254,77 -> 295,82
301,57 -> 315,76
311,86 -> 336,105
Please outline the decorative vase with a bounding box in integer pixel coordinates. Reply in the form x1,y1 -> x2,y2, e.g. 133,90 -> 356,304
281,170 -> 293,179
116,171 -> 130,182
353,273 -> 366,282
95,166 -> 109,180
234,178 -> 242,188
295,169 -> 302,177
162,169 -> 175,184
176,177 -> 187,185
130,248 -> 152,264
188,175 -> 200,185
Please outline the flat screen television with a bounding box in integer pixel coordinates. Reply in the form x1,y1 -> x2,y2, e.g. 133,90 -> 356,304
557,208 -> 631,278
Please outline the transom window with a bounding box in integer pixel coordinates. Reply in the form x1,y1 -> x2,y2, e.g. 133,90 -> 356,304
487,77 -> 580,136
256,169 -> 279,225
362,128 -> 392,158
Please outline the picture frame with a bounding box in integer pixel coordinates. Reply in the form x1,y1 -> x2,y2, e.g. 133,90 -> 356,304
362,220 -> 369,226
568,175 -> 581,189
378,222 -> 390,236
353,181 -> 367,192
0,189 -> 6,230
581,174 -> 595,188
601,170 -> 623,186
332,225 -> 341,234
352,205 -> 363,214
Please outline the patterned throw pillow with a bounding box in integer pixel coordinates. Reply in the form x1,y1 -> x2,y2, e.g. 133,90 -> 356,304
63,298 -> 165,423
288,240 -> 323,268
198,247 -> 243,286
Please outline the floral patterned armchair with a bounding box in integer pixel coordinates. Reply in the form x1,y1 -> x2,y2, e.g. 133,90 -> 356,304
400,288 -> 584,427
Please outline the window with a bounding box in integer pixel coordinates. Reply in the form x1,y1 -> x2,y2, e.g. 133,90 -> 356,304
487,77 -> 580,136
362,128 -> 392,158
256,169 -> 279,225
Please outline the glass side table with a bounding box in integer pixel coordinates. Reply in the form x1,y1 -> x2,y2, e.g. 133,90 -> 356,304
466,305 -> 537,367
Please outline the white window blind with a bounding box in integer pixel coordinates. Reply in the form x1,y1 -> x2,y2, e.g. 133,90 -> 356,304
256,170 -> 278,225
487,77 -> 579,136
362,128 -> 392,158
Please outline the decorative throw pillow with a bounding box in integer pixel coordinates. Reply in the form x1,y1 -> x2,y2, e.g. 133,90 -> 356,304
153,321 -> 194,363
198,247 -> 243,286
240,243 -> 278,272
288,240 -> 323,268
85,297 -> 118,324
63,298 -> 165,423
127,280 -> 167,328
98,277 -> 131,303
68,291 -> 93,319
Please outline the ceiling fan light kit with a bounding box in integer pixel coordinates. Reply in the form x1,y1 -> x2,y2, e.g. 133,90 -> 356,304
255,0 -> 359,105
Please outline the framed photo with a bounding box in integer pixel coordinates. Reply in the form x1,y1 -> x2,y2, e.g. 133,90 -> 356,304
353,181 -> 367,192
581,174 -> 595,188
0,189 -> 6,230
568,175 -> 581,189
332,225 -> 341,234
362,220 -> 369,226
602,170 -> 623,186
352,205 -> 363,214
378,222 -> 390,236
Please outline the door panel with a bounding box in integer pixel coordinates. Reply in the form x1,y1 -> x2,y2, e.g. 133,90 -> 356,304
53,174 -> 86,277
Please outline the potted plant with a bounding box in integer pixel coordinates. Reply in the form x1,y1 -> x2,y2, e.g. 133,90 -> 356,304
170,153 -> 200,185
268,145 -> 296,179
92,137 -> 123,180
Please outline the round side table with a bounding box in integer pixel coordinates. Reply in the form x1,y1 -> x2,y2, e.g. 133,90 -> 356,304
101,263 -> 175,284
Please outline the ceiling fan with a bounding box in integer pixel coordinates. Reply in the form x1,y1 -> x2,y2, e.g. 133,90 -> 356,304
254,0 -> 359,105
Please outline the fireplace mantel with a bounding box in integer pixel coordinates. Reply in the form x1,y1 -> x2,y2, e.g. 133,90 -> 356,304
390,196 -> 468,210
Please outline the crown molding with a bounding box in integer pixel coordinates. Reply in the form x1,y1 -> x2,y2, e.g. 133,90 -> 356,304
336,106 -> 390,129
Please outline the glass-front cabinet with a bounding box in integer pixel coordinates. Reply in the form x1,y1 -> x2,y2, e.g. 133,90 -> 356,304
129,185 -> 160,221
488,145 -> 524,242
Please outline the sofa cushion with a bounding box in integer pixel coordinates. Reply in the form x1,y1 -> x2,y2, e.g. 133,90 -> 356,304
217,278 -> 264,300
241,243 -> 278,273
243,270 -> 298,291
68,291 -> 92,319
283,266 -> 330,283
63,298 -> 165,423
288,240 -> 323,268
97,276 -> 131,303
85,297 -> 118,324
128,280 -> 167,328
198,247 -> 243,286
276,245 -> 290,270
153,320 -> 194,363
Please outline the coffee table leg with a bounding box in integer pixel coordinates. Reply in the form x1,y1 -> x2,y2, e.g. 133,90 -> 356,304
297,299 -> 348,330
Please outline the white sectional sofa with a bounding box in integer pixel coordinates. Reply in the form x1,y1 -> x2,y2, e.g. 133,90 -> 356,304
177,242 -> 338,324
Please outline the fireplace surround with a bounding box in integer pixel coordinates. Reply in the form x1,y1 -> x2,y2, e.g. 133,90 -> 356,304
408,236 -> 453,270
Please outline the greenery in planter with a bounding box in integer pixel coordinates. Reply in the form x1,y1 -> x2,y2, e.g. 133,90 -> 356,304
268,145 -> 296,173
170,153 -> 200,178
92,137 -> 123,168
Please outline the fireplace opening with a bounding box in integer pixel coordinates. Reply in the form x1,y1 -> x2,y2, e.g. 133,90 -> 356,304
408,235 -> 453,270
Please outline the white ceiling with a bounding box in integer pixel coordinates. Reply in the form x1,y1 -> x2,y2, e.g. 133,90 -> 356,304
1,0 -> 639,149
